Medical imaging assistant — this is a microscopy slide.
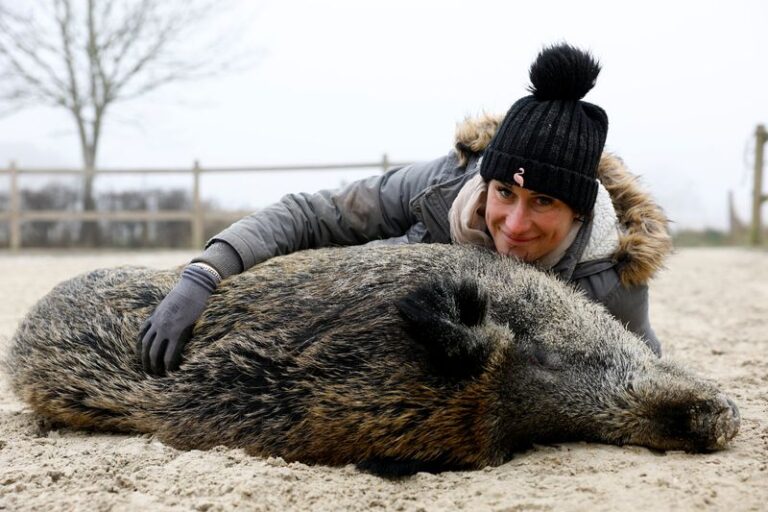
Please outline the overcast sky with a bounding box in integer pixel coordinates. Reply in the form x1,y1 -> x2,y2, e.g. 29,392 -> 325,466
1,0 -> 766,230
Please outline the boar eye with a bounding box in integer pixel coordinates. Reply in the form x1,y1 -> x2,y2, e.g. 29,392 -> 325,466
530,347 -> 564,370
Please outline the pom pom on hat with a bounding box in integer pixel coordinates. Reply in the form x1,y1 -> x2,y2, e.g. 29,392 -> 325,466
527,43 -> 601,101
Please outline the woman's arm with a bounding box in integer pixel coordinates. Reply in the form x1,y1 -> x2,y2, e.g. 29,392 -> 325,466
201,153 -> 458,271
602,283 -> 662,357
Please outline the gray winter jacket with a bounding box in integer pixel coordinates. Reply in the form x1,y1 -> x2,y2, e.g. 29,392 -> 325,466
202,115 -> 673,355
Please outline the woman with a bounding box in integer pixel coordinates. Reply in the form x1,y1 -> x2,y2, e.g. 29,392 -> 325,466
139,43 -> 672,375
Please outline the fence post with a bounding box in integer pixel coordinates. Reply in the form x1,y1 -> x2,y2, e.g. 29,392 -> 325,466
192,160 -> 203,249
9,160 -> 20,251
381,153 -> 389,174
751,124 -> 767,246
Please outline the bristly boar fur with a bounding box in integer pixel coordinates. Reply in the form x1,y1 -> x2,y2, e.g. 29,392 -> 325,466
5,244 -> 739,477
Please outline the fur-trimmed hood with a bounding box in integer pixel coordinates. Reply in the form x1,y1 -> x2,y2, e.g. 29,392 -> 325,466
454,114 -> 672,286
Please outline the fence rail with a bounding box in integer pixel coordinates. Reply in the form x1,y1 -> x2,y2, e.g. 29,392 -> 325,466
0,154 -> 409,251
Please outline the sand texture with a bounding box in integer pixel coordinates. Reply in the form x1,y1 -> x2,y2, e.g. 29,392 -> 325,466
0,248 -> 766,511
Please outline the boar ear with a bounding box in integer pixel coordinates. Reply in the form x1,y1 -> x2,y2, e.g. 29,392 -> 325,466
396,277 -> 491,379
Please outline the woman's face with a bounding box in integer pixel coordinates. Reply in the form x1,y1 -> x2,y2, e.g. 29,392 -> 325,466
484,180 -> 577,262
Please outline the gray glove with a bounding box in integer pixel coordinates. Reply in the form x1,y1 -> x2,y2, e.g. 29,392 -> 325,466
138,264 -> 220,375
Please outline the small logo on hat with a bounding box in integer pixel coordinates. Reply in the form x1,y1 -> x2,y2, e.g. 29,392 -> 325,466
513,167 -> 525,187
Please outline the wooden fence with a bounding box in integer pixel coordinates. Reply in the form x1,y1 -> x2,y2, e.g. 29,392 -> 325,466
0,154 -> 409,251
751,124 -> 767,246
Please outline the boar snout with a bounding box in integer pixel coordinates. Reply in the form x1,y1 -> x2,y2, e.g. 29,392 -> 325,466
696,394 -> 740,451
654,392 -> 741,452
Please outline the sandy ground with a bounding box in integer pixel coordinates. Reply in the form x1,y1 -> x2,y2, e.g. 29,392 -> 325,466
0,247 -> 766,512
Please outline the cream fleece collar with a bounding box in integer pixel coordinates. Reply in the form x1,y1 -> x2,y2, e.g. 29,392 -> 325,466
581,182 -> 621,262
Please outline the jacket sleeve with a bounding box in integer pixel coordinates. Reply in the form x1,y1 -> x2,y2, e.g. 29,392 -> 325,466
602,283 -> 662,357
205,154 -> 457,270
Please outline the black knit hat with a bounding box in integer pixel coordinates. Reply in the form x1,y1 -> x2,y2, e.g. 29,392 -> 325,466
479,43 -> 608,214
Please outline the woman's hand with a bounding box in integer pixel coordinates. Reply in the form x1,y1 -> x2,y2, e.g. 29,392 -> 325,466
138,264 -> 220,375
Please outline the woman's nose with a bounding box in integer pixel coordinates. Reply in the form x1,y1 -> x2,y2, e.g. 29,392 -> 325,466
504,204 -> 532,234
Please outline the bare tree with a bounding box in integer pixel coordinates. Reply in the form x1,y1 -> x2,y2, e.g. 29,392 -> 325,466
0,0 -> 250,245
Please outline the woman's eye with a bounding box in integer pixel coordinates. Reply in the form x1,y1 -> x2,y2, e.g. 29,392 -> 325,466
534,196 -> 554,207
497,186 -> 512,198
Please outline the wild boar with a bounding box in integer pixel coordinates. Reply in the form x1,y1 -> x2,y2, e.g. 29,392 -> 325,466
5,244 -> 740,476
